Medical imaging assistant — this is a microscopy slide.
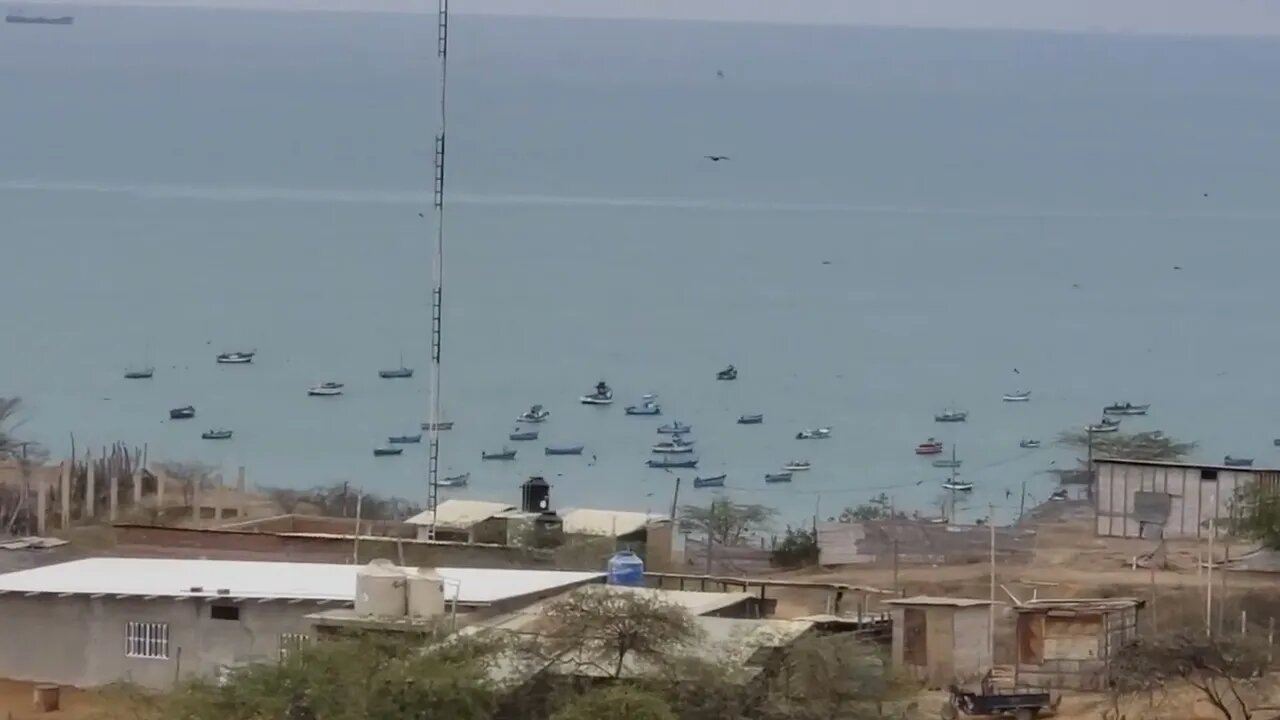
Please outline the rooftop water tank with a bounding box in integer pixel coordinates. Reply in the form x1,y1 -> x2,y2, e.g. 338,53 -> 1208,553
355,559 -> 406,617
405,567 -> 447,619
606,550 -> 645,587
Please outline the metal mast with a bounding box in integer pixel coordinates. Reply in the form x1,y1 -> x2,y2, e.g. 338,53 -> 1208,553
425,0 -> 449,540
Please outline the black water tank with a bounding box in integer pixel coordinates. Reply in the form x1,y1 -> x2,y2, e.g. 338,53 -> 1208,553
521,476 -> 550,513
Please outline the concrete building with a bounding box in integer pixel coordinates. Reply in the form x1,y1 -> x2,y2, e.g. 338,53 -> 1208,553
884,596 -> 996,688
1013,598 -> 1142,690
1094,458 -> 1280,539
0,557 -> 601,689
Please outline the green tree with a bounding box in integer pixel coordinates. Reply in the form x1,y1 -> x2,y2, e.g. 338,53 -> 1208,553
1056,429 -> 1196,462
679,495 -> 775,546
839,493 -> 898,522
763,634 -> 892,720
1234,480 -> 1280,549
551,686 -> 675,720
771,525 -> 819,569
1110,631 -> 1271,720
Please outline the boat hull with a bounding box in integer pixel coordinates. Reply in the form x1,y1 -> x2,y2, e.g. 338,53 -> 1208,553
373,448 -> 403,457
657,424 -> 692,434
580,396 -> 613,405
439,473 -> 470,487
647,458 -> 698,469
389,435 -> 422,444
650,444 -> 694,454
737,415 -> 763,425
545,446 -> 585,456
783,465 -> 811,472
1002,394 -> 1031,402
509,431 -> 539,441
421,422 -> 454,431
693,475 -> 726,488
379,369 -> 414,379
201,432 -> 232,440
169,408 -> 195,420
932,460 -> 962,468
625,407 -> 661,416
942,483 -> 973,492
764,473 -> 793,483
482,452 -> 517,461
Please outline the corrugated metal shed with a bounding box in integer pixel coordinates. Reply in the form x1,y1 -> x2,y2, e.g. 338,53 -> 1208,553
404,499 -> 516,529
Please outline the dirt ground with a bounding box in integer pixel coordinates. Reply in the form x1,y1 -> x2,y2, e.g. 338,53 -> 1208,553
0,680 -> 121,720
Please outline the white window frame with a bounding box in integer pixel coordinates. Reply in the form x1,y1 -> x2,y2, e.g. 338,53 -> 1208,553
279,633 -> 310,660
125,621 -> 171,660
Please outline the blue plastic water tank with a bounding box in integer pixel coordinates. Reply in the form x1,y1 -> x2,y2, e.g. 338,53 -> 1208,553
606,550 -> 645,587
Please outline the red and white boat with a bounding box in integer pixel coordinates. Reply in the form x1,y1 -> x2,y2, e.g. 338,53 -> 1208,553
915,438 -> 944,455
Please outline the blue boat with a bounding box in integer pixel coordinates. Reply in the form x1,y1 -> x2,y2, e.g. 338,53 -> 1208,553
764,472 -> 792,483
373,447 -> 404,457
545,445 -> 585,456
737,414 -> 763,425
693,474 -> 726,488
657,421 -> 692,435
388,434 -> 422,444
509,430 -> 539,441
647,456 -> 698,469
482,447 -> 517,461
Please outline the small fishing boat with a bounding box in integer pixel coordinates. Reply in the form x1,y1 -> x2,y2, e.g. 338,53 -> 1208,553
1019,438 -> 1042,449
796,427 -> 832,440
1049,488 -> 1069,501
716,365 -> 737,381
439,472 -> 469,487
216,351 -> 255,364
942,479 -> 974,492
482,447 -> 517,461
421,421 -> 455,431
651,437 -> 695,454
625,399 -> 662,416
169,406 -> 195,420
201,429 -> 232,440
1086,422 -> 1119,434
764,472 -> 792,484
1103,402 -> 1150,416
517,405 -> 550,423
657,421 -> 692,434
373,447 -> 404,457
1100,417 -> 1121,427
932,446 -> 961,468
1274,438 -> 1280,447
580,380 -> 613,405
308,384 -> 343,397
378,353 -> 414,379
1224,456 -> 1254,467
935,409 -> 967,423
509,429 -> 539,441
545,444 -> 585,456
647,456 -> 698,469
124,367 -> 154,380
1002,391 -> 1031,402
388,434 -> 422,444
693,474 -> 726,488
915,438 -> 944,455
783,461 -> 811,472
737,414 -> 763,425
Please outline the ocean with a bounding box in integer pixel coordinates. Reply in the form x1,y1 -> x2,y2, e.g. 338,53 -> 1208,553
3,6 -> 1280,525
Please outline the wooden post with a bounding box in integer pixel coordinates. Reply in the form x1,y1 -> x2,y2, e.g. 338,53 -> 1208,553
59,461 -> 69,530
35,474 -> 47,535
84,448 -> 95,520
108,470 -> 118,522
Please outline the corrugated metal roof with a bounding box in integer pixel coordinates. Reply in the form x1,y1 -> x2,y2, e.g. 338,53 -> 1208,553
404,499 -> 517,528
0,558 -> 601,605
1015,598 -> 1142,613
884,595 -> 996,608
559,508 -> 667,536
1095,457 -> 1280,473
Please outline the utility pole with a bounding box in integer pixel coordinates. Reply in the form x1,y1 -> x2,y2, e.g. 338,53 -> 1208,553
424,0 -> 450,540
668,477 -> 680,521
989,503 -> 996,665
1018,480 -> 1026,523
1206,493 -> 1216,637
892,539 -> 900,593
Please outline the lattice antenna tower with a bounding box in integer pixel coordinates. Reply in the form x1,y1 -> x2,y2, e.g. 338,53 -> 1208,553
425,0 -> 448,539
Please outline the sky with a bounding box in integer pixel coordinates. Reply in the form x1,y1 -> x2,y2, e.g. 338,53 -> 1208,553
24,0 -> 1280,36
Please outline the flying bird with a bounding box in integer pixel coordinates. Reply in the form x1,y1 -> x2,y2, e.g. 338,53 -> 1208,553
1013,368 -> 1020,375
716,69 -> 725,79
704,155 -> 730,162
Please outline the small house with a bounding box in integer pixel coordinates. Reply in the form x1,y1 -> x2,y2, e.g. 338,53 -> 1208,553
1014,598 -> 1143,690
884,596 -> 995,688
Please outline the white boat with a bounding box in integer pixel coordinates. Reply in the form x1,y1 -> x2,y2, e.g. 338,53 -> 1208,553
783,461 -> 811,472
518,405 -> 550,423
796,427 -> 831,440
1002,391 -> 1031,402
307,385 -> 343,397
216,351 -> 255,364
651,436 -> 695,454
942,480 -> 974,492
1086,422 -> 1119,434
1019,438 -> 1041,449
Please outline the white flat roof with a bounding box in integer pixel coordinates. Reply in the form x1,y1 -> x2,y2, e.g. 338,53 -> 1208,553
404,499 -> 517,528
0,558 -> 602,606
559,508 -> 668,536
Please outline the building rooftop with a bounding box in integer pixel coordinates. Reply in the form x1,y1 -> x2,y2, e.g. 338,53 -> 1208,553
884,595 -> 997,608
559,508 -> 668,536
1095,457 -> 1280,473
404,500 -> 517,529
1014,598 -> 1144,613
0,558 -> 602,606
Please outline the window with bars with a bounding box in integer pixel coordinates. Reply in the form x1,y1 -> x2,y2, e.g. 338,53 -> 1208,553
279,633 -> 309,660
125,621 -> 170,660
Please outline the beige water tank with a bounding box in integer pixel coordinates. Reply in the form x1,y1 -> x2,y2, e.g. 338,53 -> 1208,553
355,559 -> 406,617
405,567 -> 446,619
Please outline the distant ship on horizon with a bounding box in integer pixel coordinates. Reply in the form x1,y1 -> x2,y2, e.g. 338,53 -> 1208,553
6,10 -> 74,24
